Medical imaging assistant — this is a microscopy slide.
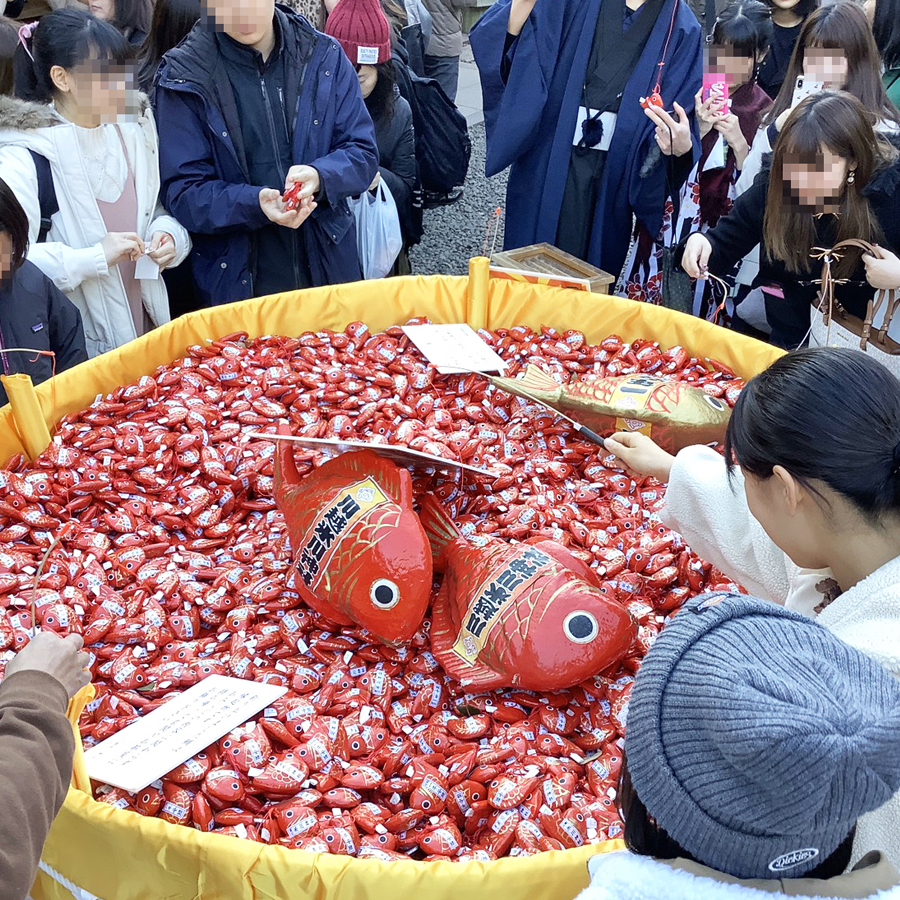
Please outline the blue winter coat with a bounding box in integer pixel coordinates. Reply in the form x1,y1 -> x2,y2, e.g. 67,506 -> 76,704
154,6 -> 379,306
471,0 -> 702,277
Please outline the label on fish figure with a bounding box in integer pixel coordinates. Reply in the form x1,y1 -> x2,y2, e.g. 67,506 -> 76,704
287,813 -> 318,838
608,375 -> 664,409
451,546 -> 552,665
615,416 -> 652,436
295,478 -> 390,590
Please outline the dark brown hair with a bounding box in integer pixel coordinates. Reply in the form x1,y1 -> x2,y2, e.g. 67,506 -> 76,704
111,0 -> 152,42
763,91 -> 896,276
138,0 -> 201,93
763,1 -> 900,126
618,751 -> 857,878
0,178 -> 30,273
0,17 -> 17,96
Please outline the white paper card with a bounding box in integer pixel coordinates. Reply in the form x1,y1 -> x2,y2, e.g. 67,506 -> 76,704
402,323 -> 508,375
84,675 -> 287,794
357,45 -> 379,65
134,253 -> 160,281
248,433 -> 500,477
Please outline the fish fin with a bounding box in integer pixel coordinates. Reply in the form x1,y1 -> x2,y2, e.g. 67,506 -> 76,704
459,665 -> 506,692
517,365 -> 564,393
317,450 -> 410,503
417,494 -> 461,572
431,585 -> 506,691
532,540 -> 601,588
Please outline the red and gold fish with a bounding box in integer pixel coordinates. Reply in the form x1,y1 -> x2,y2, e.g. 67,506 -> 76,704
273,425 -> 432,645
488,367 -> 731,451
420,496 -> 636,691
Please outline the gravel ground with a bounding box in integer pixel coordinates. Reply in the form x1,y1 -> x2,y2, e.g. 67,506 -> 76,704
410,123 -> 509,276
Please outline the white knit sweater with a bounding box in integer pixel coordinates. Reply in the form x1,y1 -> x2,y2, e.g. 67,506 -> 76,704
662,446 -> 900,869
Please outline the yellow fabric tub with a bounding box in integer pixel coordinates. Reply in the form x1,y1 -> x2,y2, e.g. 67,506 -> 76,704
0,259 -> 782,900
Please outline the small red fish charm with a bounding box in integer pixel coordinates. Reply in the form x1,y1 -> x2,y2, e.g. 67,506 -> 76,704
273,426 -> 432,645
420,496 -> 636,691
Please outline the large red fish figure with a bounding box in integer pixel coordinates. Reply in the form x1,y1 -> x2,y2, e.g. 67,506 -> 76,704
420,496 -> 636,691
273,426 -> 433,645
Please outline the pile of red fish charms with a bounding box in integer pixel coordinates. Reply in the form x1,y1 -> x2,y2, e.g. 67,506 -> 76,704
0,322 -> 747,862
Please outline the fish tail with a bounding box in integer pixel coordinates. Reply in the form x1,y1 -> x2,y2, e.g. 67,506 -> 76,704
417,494 -> 460,572
273,423 -> 301,495
517,364 -> 564,393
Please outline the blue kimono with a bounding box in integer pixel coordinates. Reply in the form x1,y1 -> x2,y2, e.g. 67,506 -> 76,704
471,0 -> 702,277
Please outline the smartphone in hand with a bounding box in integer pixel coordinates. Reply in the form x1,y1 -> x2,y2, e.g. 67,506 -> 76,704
791,76 -> 825,108
702,78 -> 729,115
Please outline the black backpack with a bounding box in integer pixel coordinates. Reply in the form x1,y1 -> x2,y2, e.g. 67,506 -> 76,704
29,150 -> 59,243
393,61 -> 472,196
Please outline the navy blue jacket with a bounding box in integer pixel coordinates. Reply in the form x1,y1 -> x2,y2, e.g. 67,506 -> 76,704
471,0 -> 702,277
0,261 -> 87,407
154,7 -> 379,306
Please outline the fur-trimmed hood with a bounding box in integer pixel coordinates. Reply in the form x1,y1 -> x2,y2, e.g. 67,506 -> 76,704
0,92 -> 152,133
577,852 -> 900,900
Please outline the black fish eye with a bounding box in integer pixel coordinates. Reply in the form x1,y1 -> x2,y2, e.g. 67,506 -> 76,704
564,611 -> 599,644
370,579 -> 400,610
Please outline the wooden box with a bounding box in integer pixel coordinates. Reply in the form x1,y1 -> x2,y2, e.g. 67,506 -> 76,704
491,243 -> 616,294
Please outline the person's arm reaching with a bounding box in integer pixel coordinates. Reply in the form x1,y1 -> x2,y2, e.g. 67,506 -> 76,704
0,632 -> 90,900
470,0 -> 554,174
681,168 -> 767,279
604,434 -> 796,602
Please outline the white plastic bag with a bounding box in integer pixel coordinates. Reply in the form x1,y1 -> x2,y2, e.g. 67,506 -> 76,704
349,179 -> 403,280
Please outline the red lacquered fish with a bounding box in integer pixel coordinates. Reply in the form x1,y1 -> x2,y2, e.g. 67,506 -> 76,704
420,496 -> 636,691
273,424 -> 432,645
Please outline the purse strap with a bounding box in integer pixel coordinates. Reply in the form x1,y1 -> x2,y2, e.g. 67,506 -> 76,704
813,239 -> 882,348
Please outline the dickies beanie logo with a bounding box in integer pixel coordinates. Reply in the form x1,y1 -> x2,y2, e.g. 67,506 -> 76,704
768,848 -> 821,873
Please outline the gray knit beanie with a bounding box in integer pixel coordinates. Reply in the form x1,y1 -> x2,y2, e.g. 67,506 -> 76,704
625,592 -> 900,880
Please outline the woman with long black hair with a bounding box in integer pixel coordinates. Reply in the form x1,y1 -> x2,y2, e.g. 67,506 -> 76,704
0,9 -> 190,356
87,0 -> 151,45
137,0 -> 201,95
756,0 -> 818,99
867,0 -> 900,106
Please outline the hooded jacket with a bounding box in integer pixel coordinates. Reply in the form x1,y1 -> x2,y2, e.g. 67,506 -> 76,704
577,850 -> 900,900
154,6 -> 379,307
0,94 -> 190,357
662,445 -> 900,868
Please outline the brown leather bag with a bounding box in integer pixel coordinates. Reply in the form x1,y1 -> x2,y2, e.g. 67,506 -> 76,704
809,239 -> 900,369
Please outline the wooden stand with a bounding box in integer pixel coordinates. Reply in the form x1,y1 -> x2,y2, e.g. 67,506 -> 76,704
490,243 -> 616,294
